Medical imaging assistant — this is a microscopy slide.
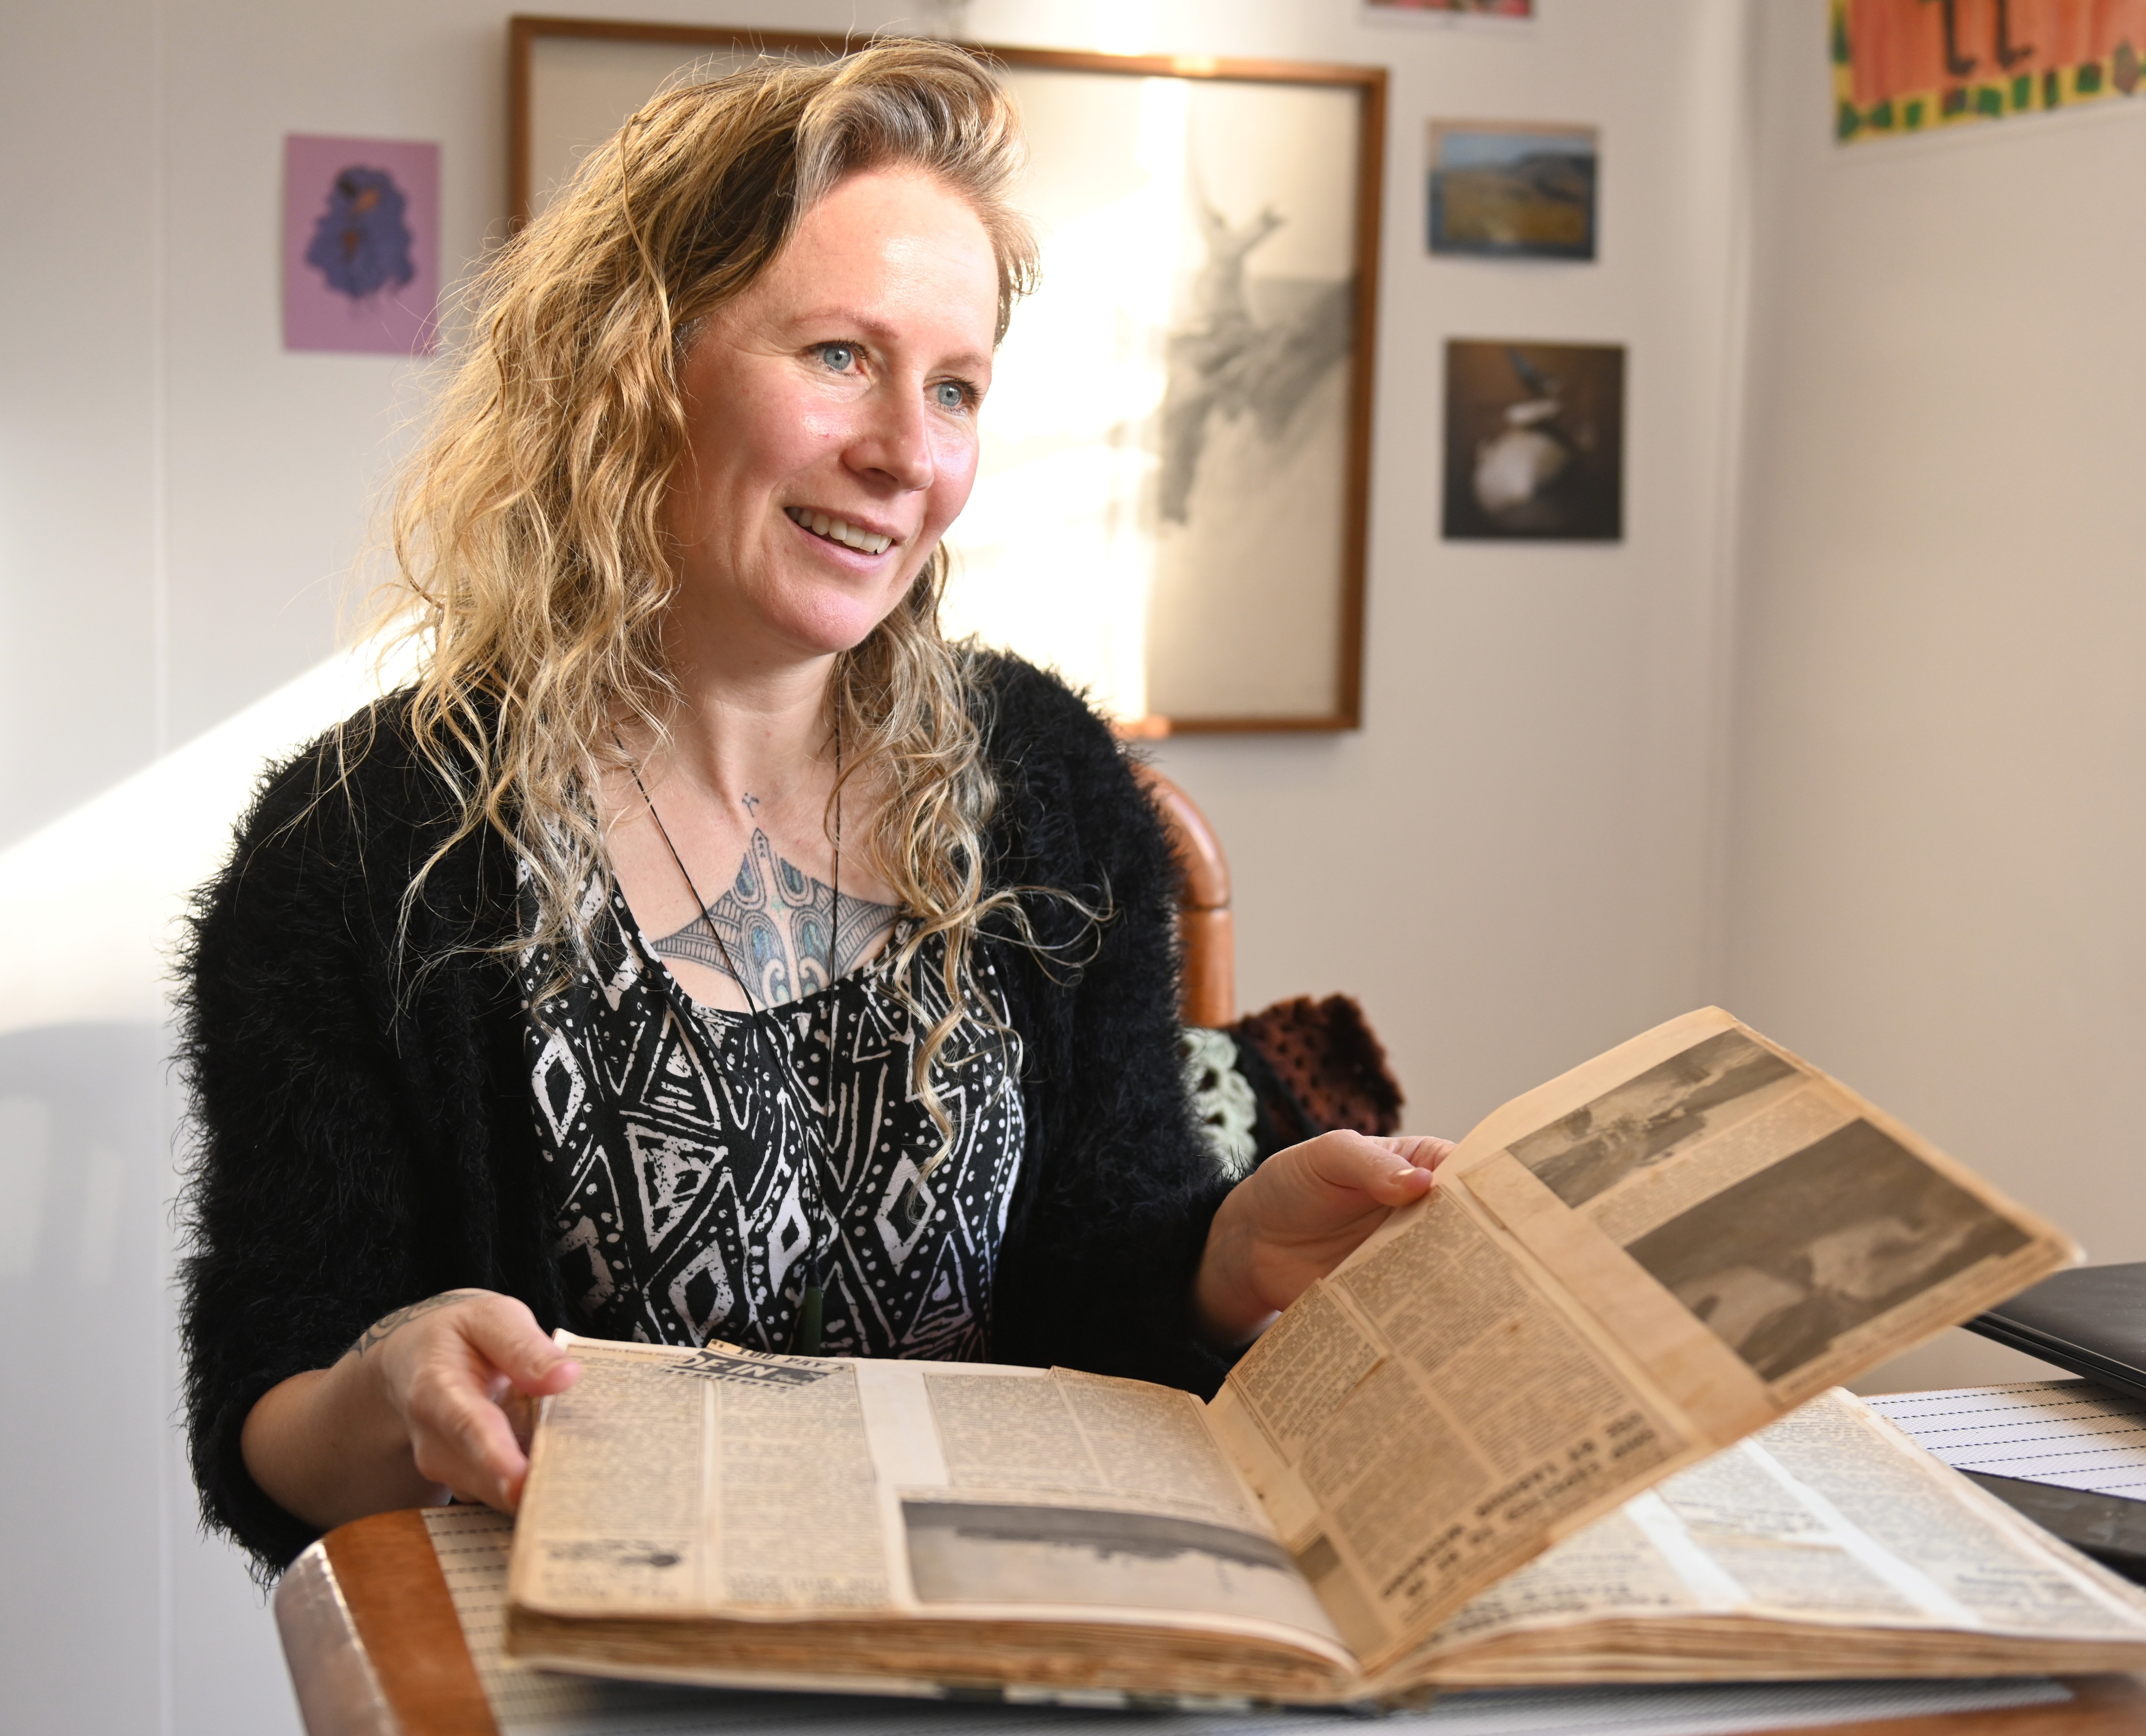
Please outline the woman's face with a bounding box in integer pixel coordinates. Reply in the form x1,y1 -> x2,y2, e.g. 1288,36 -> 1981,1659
664,167 -> 1000,672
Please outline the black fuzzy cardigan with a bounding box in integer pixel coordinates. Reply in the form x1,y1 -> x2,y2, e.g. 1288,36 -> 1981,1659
179,655 -> 1235,1572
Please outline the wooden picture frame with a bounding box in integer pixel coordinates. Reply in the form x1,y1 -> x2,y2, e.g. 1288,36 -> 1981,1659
509,18 -> 1384,732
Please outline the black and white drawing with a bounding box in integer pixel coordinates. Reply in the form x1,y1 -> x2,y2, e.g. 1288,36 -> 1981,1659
1156,201 -> 1353,526
1624,1120 -> 2031,1384
1508,1030 -> 1797,1210
936,65 -> 1379,727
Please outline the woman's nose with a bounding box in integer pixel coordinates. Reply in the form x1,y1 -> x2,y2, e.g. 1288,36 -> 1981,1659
848,383 -> 936,492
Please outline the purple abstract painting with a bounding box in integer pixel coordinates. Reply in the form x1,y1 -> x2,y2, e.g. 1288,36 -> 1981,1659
283,134 -> 440,355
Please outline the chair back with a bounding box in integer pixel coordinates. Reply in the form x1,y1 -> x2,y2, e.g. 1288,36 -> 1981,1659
1130,764 -> 1234,1027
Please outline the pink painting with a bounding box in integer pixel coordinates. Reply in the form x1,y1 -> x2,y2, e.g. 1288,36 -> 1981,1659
282,134 -> 440,355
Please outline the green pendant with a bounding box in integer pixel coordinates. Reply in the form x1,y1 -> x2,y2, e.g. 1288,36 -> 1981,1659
795,1284 -> 824,1356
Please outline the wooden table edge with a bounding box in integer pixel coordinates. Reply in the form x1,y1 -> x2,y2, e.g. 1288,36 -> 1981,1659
274,1509 -> 2146,1734
277,1509 -> 498,1736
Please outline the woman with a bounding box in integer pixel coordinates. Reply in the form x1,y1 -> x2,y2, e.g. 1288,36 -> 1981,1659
180,40 -> 1445,1574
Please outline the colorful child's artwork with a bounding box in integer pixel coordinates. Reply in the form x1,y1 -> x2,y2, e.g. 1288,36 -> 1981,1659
283,135 -> 440,354
1365,0 -> 1532,24
1835,0 -> 2146,141
1429,123 -> 1597,259
1443,341 -> 1624,543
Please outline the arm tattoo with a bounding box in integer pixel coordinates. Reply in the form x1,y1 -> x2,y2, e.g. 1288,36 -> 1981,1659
350,1289 -> 483,1357
653,827 -> 897,1004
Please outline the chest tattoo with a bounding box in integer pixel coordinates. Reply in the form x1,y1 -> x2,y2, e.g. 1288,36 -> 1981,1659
652,827 -> 898,1004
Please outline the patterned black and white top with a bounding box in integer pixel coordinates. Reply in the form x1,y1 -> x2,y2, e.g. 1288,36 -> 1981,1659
521,886 -> 1026,1360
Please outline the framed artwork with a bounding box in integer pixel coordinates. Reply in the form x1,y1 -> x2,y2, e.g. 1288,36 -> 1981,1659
1364,0 -> 1534,23
1428,122 -> 1596,260
509,18 -> 1385,732
283,135 -> 440,355
1442,340 -> 1624,542
1833,0 -> 2146,142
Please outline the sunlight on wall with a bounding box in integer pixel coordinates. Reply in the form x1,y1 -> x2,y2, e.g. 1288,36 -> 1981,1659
1076,0 -> 1163,56
0,640 -> 421,1041
940,75 -> 1190,720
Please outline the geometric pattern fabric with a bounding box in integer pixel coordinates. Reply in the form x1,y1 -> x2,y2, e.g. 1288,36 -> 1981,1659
521,885 -> 1025,1361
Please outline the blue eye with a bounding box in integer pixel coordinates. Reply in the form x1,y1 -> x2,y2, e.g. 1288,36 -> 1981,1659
935,381 -> 970,411
818,342 -> 857,372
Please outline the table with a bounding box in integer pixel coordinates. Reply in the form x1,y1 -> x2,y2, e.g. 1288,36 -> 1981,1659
275,1507 -> 2146,1736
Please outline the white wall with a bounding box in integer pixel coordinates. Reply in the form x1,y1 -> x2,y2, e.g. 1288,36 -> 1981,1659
2,2 -> 164,833
1727,0 -> 2146,1392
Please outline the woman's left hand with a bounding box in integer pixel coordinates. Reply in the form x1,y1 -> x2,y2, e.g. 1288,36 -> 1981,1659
1192,1131 -> 1455,1346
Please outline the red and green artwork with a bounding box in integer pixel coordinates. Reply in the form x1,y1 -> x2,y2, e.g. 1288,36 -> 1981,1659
1834,0 -> 2146,141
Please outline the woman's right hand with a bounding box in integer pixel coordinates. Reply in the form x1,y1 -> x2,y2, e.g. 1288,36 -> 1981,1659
240,1289 -> 582,1532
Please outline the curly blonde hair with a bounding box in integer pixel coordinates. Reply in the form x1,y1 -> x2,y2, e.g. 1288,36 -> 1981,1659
373,38 -> 1043,1147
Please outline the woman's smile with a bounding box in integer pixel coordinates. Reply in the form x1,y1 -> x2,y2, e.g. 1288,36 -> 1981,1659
782,504 -> 897,557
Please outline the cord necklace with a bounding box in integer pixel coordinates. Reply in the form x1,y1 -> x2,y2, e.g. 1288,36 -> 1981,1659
617,717 -> 843,1355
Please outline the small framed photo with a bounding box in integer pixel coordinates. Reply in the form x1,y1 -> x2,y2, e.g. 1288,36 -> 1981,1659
1429,122 -> 1597,260
1443,340 -> 1624,542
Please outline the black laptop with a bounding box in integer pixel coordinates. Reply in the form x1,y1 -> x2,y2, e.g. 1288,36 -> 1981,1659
1961,1262 -> 2146,1581
1968,1261 -> 2146,1402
